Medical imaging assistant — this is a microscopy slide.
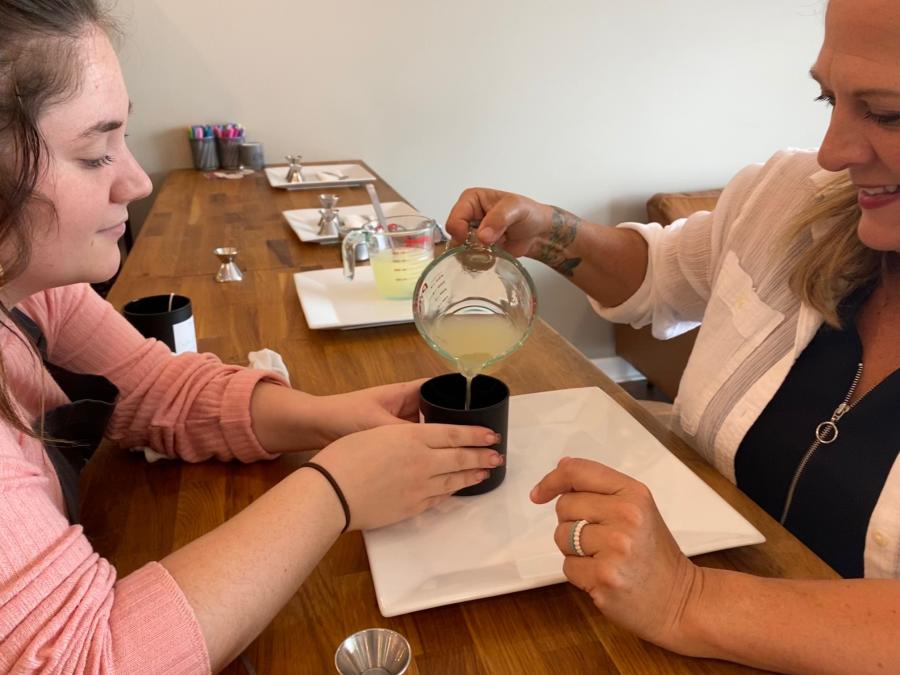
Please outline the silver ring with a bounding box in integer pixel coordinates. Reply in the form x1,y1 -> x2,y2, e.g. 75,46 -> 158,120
570,519 -> 589,556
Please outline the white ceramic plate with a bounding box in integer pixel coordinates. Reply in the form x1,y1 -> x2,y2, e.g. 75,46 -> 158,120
283,202 -> 423,244
364,387 -> 765,617
293,267 -> 414,330
265,163 -> 376,190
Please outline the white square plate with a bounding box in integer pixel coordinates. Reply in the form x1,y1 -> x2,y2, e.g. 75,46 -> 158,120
363,387 -> 765,617
265,163 -> 376,190
283,202 -> 423,244
293,267 -> 413,330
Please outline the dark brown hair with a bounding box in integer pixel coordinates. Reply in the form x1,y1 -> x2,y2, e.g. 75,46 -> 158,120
0,0 -> 114,435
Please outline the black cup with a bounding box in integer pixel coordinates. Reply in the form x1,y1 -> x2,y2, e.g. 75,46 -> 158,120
419,373 -> 509,496
122,294 -> 197,353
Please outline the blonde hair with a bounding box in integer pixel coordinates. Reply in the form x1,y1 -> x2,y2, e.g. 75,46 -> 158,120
787,173 -> 882,327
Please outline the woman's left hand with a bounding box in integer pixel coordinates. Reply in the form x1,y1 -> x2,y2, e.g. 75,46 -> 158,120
316,380 -> 425,439
530,457 -> 702,651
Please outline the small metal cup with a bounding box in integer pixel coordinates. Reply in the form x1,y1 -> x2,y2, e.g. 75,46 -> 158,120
285,154 -> 303,183
334,628 -> 410,675
213,247 -> 243,282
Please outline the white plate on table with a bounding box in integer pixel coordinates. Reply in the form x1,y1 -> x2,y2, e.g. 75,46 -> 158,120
293,267 -> 413,330
265,163 -> 376,190
283,202 -> 423,244
364,386 -> 765,617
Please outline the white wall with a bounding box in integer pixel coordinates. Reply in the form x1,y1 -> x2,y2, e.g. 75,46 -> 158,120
114,0 -> 829,359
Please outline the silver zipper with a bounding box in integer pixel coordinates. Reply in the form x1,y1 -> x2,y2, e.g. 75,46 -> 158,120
779,362 -> 867,525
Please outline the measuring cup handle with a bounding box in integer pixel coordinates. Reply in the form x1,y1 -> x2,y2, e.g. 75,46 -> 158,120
342,230 -> 365,280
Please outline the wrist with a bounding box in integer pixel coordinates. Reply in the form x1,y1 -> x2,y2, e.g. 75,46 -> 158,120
527,205 -> 583,278
671,565 -> 730,660
301,393 -> 344,447
252,384 -> 340,453
293,464 -> 349,534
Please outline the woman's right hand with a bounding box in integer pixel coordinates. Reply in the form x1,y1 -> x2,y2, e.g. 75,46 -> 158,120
310,423 -> 504,530
445,187 -> 554,257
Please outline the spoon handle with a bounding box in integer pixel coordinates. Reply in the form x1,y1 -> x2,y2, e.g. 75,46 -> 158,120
365,183 -> 388,228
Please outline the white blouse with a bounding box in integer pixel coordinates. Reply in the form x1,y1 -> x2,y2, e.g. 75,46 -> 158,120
594,149 -> 900,579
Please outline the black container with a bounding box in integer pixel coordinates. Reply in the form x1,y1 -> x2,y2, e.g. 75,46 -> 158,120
122,294 -> 197,353
419,373 -> 509,496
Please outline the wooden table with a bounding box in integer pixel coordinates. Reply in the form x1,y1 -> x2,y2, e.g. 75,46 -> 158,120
86,162 -> 837,674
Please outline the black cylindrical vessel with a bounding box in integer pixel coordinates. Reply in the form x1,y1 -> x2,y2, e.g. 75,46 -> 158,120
420,373 -> 509,496
122,294 -> 195,353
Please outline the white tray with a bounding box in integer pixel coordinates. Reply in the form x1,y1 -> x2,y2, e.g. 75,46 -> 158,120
283,202 -> 423,244
364,387 -> 765,617
265,163 -> 376,190
293,267 -> 413,330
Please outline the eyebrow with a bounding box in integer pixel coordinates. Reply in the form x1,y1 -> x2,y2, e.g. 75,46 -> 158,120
78,100 -> 133,138
809,67 -> 900,98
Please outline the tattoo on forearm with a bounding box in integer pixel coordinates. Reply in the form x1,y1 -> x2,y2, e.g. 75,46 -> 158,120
535,207 -> 582,277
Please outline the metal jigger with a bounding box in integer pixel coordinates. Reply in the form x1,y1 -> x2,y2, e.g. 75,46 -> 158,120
285,154 -> 303,183
334,628 -> 410,675
317,193 -> 341,237
213,247 -> 243,282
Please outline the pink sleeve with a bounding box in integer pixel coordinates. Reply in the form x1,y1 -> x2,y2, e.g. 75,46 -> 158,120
0,437 -> 210,673
22,284 -> 288,462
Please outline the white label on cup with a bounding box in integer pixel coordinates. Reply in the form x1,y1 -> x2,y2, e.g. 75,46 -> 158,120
173,315 -> 198,354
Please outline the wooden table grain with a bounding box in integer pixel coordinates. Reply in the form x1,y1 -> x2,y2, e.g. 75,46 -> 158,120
85,162 -> 837,674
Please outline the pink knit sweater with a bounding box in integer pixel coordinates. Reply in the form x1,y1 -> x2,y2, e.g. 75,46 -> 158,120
0,283 -> 285,673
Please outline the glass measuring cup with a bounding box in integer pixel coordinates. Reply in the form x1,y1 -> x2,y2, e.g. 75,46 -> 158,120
413,222 -> 537,379
341,215 -> 437,299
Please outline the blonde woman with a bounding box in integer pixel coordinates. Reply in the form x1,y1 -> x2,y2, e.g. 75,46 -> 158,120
448,0 -> 900,671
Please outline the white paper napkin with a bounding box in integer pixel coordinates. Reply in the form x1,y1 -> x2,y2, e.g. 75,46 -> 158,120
315,169 -> 348,182
342,213 -> 372,230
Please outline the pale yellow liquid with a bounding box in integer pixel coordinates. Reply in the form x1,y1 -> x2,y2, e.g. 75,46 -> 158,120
370,247 -> 432,299
429,314 -> 523,409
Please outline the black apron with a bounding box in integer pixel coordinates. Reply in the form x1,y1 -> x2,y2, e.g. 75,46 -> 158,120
12,309 -> 118,524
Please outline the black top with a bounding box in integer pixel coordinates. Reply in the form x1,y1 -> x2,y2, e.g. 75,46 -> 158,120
735,286 -> 900,578
11,309 -> 118,524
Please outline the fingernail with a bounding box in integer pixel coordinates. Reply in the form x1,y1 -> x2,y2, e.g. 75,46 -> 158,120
480,227 -> 494,241
490,453 -> 503,466
486,432 -> 501,444
529,485 -> 539,500
479,470 -> 489,481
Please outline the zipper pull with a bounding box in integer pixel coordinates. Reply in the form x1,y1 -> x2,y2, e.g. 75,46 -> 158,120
832,402 -> 850,421
816,401 -> 848,444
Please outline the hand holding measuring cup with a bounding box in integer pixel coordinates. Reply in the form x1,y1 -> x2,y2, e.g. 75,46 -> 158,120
412,221 -> 537,495
341,214 -> 437,300
412,221 -> 537,379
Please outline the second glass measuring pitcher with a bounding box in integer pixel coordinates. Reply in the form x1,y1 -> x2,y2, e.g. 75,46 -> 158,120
413,222 -> 537,377
342,215 -> 437,299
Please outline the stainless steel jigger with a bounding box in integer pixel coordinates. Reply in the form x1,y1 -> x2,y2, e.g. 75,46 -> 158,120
335,628 -> 410,675
213,247 -> 243,283
284,154 -> 303,184
317,193 -> 341,236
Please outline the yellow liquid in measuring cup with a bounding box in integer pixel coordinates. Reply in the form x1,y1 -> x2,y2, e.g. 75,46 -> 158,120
430,314 -> 524,376
430,314 -> 523,409
370,247 -> 433,299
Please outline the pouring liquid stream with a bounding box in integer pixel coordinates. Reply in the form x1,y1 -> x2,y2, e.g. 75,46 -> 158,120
428,314 -> 524,410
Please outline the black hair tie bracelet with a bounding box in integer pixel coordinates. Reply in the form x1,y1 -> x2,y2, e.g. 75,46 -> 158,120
301,462 -> 351,533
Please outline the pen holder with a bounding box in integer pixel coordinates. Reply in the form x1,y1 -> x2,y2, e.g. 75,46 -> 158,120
239,142 -> 265,171
217,137 -> 244,170
189,137 -> 218,171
